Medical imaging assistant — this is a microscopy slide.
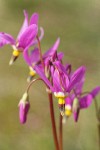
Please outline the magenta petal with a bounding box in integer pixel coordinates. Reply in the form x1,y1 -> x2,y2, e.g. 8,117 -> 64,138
19,102 -> 30,124
53,61 -> 68,75
80,94 -> 93,109
30,48 -> 40,64
65,64 -> 71,75
17,10 -> 28,41
29,12 -> 39,25
43,38 -> 60,58
80,86 -> 100,109
18,24 -> 38,49
0,32 -> 15,47
68,66 -> 86,92
23,47 -> 40,66
90,86 -> 100,98
74,76 -> 85,95
34,65 -> 54,91
23,46 -> 32,66
53,69 -> 63,92
53,61 -> 70,90
57,52 -> 64,60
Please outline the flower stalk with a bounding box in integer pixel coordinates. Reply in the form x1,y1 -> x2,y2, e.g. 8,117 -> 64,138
59,114 -> 63,150
36,36 -> 59,150
48,92 -> 60,150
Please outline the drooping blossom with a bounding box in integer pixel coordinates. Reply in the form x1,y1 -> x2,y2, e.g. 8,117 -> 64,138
34,61 -> 86,115
18,92 -> 30,124
64,77 -> 100,122
0,10 -> 44,65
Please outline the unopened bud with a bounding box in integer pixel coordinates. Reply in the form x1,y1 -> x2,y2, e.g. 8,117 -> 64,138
18,92 -> 30,124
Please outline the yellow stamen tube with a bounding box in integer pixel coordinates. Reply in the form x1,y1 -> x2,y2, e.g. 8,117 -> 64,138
27,67 -> 36,82
13,50 -> 20,57
58,97 -> 65,116
9,50 -> 20,65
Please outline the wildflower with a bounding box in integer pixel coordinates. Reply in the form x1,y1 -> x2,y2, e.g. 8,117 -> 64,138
64,84 -> 100,122
0,10 -> 44,65
34,62 -> 86,115
18,92 -> 30,124
23,38 -> 62,81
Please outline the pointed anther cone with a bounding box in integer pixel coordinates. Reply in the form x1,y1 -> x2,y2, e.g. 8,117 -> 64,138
27,75 -> 34,83
9,55 -> 19,65
73,108 -> 80,122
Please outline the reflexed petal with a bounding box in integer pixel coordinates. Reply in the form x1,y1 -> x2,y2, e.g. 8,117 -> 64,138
53,61 -> 69,90
17,10 -> 28,41
43,38 -> 60,58
0,32 -> 15,47
30,47 -> 40,64
65,64 -> 71,75
57,52 -> 64,60
23,47 -> 40,66
53,69 -> 63,92
80,94 -> 93,109
29,12 -> 39,25
68,66 -> 86,92
74,76 -> 85,95
53,61 -> 67,75
23,46 -> 31,66
18,24 -> 38,49
90,86 -> 100,98
34,65 -> 54,91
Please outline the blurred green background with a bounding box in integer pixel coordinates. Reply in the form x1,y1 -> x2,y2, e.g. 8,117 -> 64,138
0,0 -> 100,150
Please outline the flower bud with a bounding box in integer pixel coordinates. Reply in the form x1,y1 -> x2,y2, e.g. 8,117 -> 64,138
18,92 -> 30,124
72,98 -> 80,122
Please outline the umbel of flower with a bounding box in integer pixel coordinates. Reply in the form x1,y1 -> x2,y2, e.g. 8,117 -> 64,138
34,61 -> 86,115
0,10 -> 44,65
18,92 -> 30,124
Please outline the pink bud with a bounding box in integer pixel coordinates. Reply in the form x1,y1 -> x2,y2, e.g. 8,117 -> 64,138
18,93 -> 30,124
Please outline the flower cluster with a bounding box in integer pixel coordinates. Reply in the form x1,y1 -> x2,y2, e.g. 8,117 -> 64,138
0,10 -> 100,124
